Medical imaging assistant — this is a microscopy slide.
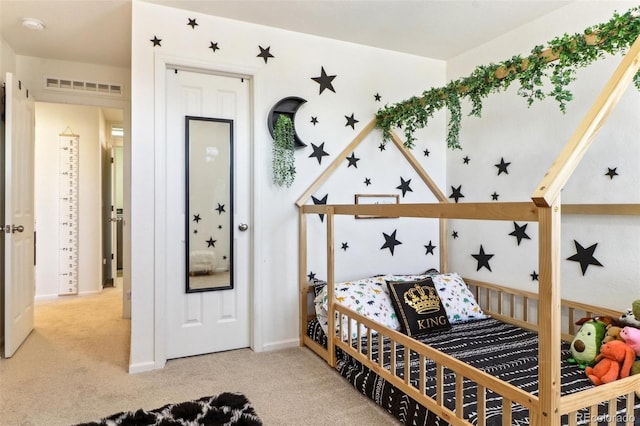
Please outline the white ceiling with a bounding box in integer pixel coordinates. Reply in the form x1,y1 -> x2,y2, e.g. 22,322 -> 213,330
1,0 -> 574,69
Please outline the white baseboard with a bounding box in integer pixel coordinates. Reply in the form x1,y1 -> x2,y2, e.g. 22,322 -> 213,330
128,360 -> 162,374
258,338 -> 299,352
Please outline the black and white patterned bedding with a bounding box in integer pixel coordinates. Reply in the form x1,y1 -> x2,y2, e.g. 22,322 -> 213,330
307,317 -> 640,425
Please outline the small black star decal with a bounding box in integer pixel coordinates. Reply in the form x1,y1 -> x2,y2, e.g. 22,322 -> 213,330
424,240 -> 436,255
396,177 -> 413,197
463,156 -> 470,164
364,177 -> 372,186
472,245 -> 494,272
378,143 -> 386,151
309,142 -> 329,164
206,237 -> 217,248
567,240 -> 603,275
341,242 -> 349,251
345,113 -> 359,129
449,185 -> 464,203
311,66 -> 336,95
215,204 -> 226,214
257,46 -> 274,63
311,194 -> 328,222
307,271 -> 316,281
381,230 -> 402,255
346,152 -> 360,168
374,93 -> 382,101
193,214 -> 201,223
209,42 -> 220,52
491,192 -> 499,201
530,271 -> 539,281
452,231 -> 459,239
423,148 -> 430,157
310,116 -> 319,125
495,157 -> 511,175
187,18 -> 198,29
222,255 -> 227,260
509,222 -> 531,246
150,36 -> 162,47
605,167 -> 618,179
193,229 -> 198,234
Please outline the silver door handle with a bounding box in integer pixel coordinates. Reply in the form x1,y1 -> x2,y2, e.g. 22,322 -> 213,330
11,225 -> 24,233
238,223 -> 249,232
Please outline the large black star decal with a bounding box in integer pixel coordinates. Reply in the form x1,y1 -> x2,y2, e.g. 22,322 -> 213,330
345,113 -> 359,129
381,230 -> 402,255
257,46 -> 274,63
193,214 -> 201,223
346,152 -> 360,168
206,237 -> 217,248
341,242 -> 349,251
216,203 -> 226,214
364,177 -> 372,186
209,42 -> 220,52
311,194 -> 328,222
150,36 -> 162,47
396,177 -> 413,197
495,157 -> 511,175
424,240 -> 436,255
449,185 -> 464,203
472,245 -> 494,272
309,142 -> 329,165
605,167 -> 618,179
509,222 -> 531,246
311,67 -> 336,94
187,18 -> 198,29
374,93 -> 382,101
567,240 -> 603,275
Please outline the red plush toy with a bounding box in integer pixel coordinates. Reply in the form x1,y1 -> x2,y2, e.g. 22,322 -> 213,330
585,340 -> 636,386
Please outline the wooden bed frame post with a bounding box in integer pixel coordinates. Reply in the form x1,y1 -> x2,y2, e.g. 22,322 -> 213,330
298,208 -> 307,346
326,207 -> 336,367
536,197 -> 562,425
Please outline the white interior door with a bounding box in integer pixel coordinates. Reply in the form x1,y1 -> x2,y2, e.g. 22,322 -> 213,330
165,68 -> 251,359
4,73 -> 35,357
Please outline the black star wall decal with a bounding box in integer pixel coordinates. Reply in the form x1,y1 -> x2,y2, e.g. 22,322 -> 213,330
423,149 -> 430,157
605,167 -> 618,179
424,241 -> 436,255
449,185 -> 464,203
381,230 -> 402,255
509,222 -> 531,245
216,204 -> 226,214
472,245 -> 494,272
310,116 -> 318,125
345,113 -> 359,129
311,194 -> 328,222
341,242 -> 349,251
452,231 -> 459,239
463,156 -> 470,164
311,67 -> 336,94
346,152 -> 360,168
209,42 -> 220,52
495,157 -> 511,175
150,36 -> 162,47
396,177 -> 413,197
307,271 -> 316,281
309,142 -> 329,164
378,143 -> 386,151
364,178 -> 372,186
193,214 -> 201,223
206,237 -> 217,247
257,46 -> 274,63
567,240 -> 603,275
374,93 -> 382,101
187,18 -> 198,28
491,192 -> 499,201
530,271 -> 539,281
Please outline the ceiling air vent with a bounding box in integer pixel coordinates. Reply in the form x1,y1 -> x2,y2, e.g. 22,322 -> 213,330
45,77 -> 122,96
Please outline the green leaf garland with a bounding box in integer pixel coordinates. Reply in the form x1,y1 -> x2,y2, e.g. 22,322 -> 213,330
272,115 -> 296,187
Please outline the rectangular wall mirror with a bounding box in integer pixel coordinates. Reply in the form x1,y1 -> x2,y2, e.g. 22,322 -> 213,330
185,116 -> 234,292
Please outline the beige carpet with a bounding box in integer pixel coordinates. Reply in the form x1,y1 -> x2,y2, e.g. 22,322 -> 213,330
0,287 -> 399,425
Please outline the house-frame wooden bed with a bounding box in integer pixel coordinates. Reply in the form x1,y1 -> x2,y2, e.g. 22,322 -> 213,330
296,31 -> 640,426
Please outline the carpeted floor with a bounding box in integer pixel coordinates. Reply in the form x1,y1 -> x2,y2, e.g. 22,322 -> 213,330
0,286 -> 399,425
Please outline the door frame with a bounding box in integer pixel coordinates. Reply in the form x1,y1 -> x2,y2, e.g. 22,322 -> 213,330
152,55 -> 262,368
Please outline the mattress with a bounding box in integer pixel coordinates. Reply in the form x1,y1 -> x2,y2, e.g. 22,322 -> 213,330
307,317 -> 640,425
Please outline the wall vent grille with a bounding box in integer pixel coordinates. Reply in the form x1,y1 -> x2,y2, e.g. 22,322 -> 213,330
44,77 -> 123,96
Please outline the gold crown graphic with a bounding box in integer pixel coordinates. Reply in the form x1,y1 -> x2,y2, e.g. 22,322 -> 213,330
404,283 -> 440,314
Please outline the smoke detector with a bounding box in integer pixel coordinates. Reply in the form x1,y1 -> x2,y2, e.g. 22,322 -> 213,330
22,18 -> 45,31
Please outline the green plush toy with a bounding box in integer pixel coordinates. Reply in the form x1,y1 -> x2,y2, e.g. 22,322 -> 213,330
631,361 -> 640,398
568,319 -> 607,369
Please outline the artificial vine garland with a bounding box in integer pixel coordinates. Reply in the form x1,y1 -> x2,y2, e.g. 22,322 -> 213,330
272,115 -> 296,187
376,6 -> 640,150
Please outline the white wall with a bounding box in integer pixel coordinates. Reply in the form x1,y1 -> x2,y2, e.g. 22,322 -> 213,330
34,102 -> 104,297
445,2 -> 640,310
130,0 -> 446,371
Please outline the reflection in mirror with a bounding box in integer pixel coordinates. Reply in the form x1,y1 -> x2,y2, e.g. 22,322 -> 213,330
186,116 -> 234,292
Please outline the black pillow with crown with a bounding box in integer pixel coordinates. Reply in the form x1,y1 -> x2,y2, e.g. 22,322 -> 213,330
386,277 -> 451,337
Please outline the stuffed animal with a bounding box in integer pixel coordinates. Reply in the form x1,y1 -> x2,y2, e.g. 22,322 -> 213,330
602,324 -> 625,344
568,319 -> 607,368
619,300 -> 640,328
620,326 -> 640,357
631,361 -> 640,399
585,340 -> 636,386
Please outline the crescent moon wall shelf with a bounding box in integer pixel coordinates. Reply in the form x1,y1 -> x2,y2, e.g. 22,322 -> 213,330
267,96 -> 307,149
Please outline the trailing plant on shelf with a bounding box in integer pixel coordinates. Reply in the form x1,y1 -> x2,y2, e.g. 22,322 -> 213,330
272,114 -> 296,187
376,6 -> 640,150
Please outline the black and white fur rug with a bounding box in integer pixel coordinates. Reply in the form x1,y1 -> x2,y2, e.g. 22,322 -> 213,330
76,392 -> 263,426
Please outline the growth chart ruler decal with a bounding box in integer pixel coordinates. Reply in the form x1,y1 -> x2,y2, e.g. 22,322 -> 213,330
58,130 -> 80,295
